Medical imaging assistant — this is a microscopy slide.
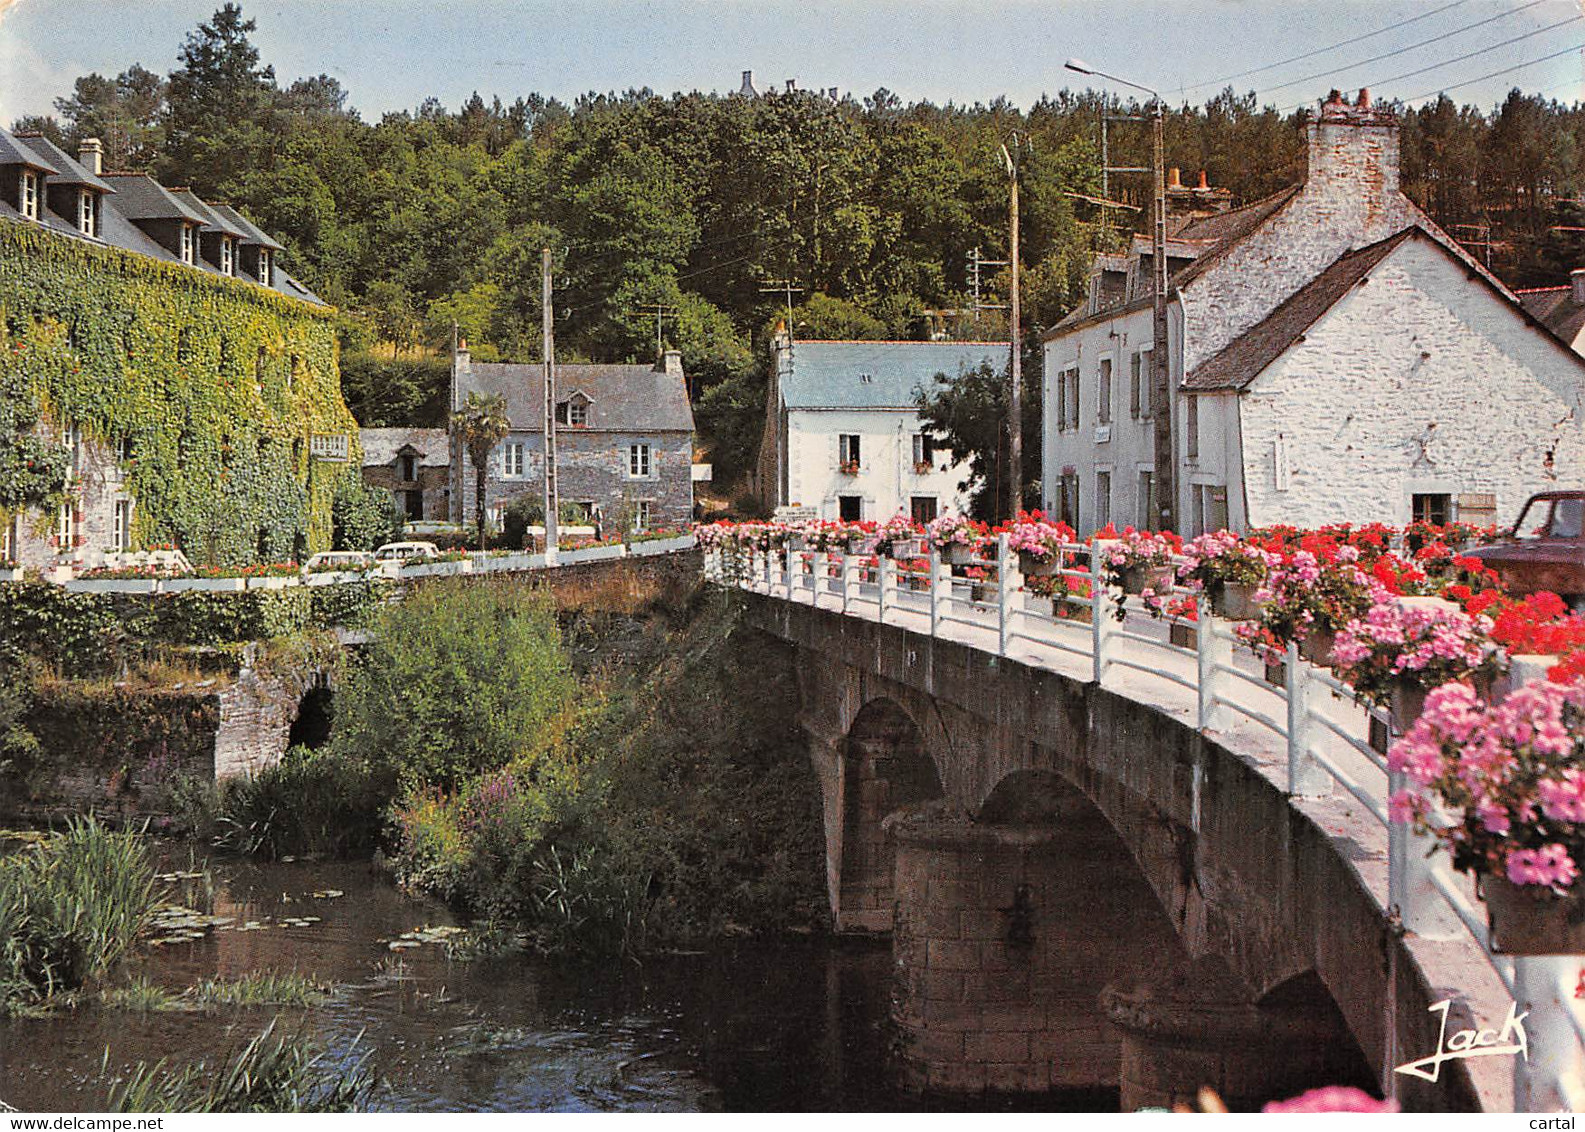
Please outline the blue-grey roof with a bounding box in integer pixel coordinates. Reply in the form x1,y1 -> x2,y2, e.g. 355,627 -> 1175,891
781,340 -> 1006,409
457,360 -> 695,433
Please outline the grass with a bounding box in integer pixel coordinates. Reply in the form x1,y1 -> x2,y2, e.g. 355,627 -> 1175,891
100,971 -> 332,1013
105,1018 -> 376,1112
100,978 -> 186,1013
0,818 -> 157,1014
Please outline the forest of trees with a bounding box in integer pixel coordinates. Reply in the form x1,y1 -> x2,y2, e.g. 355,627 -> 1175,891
19,4 -> 1585,495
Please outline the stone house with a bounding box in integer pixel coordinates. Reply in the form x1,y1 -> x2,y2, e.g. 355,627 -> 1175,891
1040,90 -> 1585,535
0,126 -> 343,571
358,428 -> 450,521
449,344 -> 695,532
753,331 -> 1003,523
1518,271 -> 1585,355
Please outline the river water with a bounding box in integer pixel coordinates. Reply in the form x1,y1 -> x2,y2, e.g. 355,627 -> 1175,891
0,848 -> 1110,1113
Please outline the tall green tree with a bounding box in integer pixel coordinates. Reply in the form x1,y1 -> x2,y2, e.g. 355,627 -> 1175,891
451,391 -> 511,550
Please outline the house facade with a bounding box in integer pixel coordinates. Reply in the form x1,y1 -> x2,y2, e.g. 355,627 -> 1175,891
449,345 -> 695,532
0,126 -> 353,571
1041,91 -> 1585,536
753,333 -> 1002,523
359,428 -> 450,521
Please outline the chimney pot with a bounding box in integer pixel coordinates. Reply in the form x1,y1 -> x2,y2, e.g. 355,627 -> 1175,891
1571,269 -> 1585,305
1196,170 -> 1208,190
1357,88 -> 1372,108
78,137 -> 103,175
1168,167 -> 1181,189
786,79 -> 796,92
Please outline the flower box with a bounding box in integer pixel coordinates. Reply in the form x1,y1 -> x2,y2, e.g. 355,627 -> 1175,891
1018,551 -> 1058,577
1060,600 -> 1094,625
1170,622 -> 1198,650
1120,564 -> 1174,596
306,570 -> 363,587
890,538 -> 923,560
164,576 -> 246,592
1482,875 -> 1585,955
246,575 -> 299,591
0,567 -> 23,583
634,535 -> 694,556
492,553 -> 539,572
941,543 -> 976,567
1299,626 -> 1335,667
401,559 -> 473,578
1389,680 -> 1429,734
1211,581 -> 1260,621
1024,594 -> 1055,618
65,578 -> 161,594
562,543 -> 626,564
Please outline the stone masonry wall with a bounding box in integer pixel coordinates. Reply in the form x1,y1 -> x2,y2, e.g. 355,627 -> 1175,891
11,434 -> 129,572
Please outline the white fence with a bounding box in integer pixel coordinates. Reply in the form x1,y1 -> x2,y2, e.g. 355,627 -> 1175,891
705,532 -> 1585,1113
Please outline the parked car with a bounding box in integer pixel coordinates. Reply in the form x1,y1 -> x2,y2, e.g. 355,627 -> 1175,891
373,541 -> 441,562
302,550 -> 374,574
1462,490 -> 1585,609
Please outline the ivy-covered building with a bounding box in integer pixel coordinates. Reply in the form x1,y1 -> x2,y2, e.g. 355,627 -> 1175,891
0,126 -> 360,570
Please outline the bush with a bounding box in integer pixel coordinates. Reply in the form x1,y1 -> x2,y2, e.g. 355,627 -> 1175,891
0,818 -> 157,1013
331,579 -> 574,791
332,478 -> 404,552
214,745 -> 390,859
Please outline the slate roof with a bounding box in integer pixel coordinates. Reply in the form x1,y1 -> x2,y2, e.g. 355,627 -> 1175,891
0,132 -> 58,173
781,340 -> 1005,410
1518,286 -> 1585,346
360,427 -> 449,467
209,203 -> 284,249
97,173 -> 211,223
457,361 -> 695,432
12,133 -> 112,192
1181,228 -> 1420,391
170,189 -> 248,237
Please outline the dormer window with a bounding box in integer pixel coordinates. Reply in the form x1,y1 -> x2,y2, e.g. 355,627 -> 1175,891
220,236 -> 234,276
569,399 -> 588,426
180,224 -> 195,265
257,249 -> 271,285
76,189 -> 97,237
19,169 -> 38,221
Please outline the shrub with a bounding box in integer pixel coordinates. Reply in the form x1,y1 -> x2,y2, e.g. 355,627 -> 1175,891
215,745 -> 390,859
332,478 -> 404,552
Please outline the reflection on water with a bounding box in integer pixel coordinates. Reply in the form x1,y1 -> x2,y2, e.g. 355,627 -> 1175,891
0,847 -> 1108,1112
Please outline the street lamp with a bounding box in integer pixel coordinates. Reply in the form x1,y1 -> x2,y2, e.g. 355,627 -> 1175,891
1064,59 -> 1175,533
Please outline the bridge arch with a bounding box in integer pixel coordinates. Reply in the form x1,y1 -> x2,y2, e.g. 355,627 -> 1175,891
838,697 -> 944,933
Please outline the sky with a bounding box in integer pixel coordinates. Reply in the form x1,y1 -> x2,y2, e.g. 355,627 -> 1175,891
3,0 -> 1585,125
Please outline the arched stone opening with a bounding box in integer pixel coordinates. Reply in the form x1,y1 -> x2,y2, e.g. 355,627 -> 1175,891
286,683 -> 334,750
838,698 -> 943,933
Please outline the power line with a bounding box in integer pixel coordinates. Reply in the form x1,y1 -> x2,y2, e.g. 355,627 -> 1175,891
1278,14 -> 1584,112
1258,0 -> 1551,95
1180,0 -> 1470,93
1400,38 -> 1585,105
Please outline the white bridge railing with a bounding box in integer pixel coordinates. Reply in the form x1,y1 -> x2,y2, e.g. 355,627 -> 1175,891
705,532 -> 1585,1113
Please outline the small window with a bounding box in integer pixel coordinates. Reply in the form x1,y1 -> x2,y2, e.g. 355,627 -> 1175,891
1412,493 -> 1452,527
1097,358 -> 1112,424
57,502 -> 76,549
628,442 -> 652,478
555,401 -> 569,425
569,400 -> 588,426
838,495 -> 862,522
180,224 -> 195,265
1186,395 -> 1200,460
1059,472 -> 1079,529
287,354 -> 299,391
859,372 -> 874,384
19,169 -> 38,221
634,501 -> 652,531
1130,352 -> 1143,419
910,496 -> 938,525
502,442 -> 525,478
838,434 -> 860,470
257,249 -> 271,285
398,454 -> 418,481
77,189 -> 97,237
113,500 -> 133,551
911,433 -> 934,471
1096,471 -> 1111,529
1137,470 -> 1155,531
220,236 -> 234,277
64,425 -> 81,478
1054,368 -> 1068,433
1065,368 -> 1080,430
254,346 -> 267,395
119,435 -> 134,462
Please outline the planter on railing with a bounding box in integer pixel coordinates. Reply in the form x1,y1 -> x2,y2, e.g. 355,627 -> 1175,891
1299,626 -> 1335,667
1389,679 -> 1429,734
65,577 -> 161,594
164,576 -> 247,592
1024,594 -> 1055,618
1482,876 -> 1585,955
1018,551 -> 1059,577
245,575 -> 299,591
940,543 -> 977,566
1120,564 -> 1174,596
890,538 -> 923,560
305,570 -> 365,587
1211,581 -> 1260,621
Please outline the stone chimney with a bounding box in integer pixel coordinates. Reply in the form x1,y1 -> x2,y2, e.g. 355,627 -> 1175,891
1572,268 -> 1585,305
660,348 -> 683,377
451,335 -> 470,412
786,79 -> 796,93
1168,167 -> 1181,189
1306,88 -> 1399,223
78,137 -> 103,175
739,70 -> 758,97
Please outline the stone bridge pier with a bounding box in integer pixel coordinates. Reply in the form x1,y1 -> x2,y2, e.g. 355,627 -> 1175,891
754,591 -> 1470,1109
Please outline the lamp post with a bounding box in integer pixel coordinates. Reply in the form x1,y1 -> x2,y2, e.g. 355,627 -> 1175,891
1065,59 -> 1174,533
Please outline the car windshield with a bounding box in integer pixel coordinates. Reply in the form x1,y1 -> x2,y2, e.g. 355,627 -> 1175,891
1514,499 -> 1552,540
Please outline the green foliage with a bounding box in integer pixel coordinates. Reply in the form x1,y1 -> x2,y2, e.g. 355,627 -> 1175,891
451,391 -> 510,550
0,661 -> 38,777
213,744 -> 389,859
0,818 -> 157,1014
105,1018 -> 375,1113
337,352 -> 452,428
331,477 -> 403,551
331,579 -> 574,791
914,357 -> 1042,520
0,215 -> 359,566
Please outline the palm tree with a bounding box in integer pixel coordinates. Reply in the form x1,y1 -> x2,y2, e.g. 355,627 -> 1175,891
451,391 -> 510,551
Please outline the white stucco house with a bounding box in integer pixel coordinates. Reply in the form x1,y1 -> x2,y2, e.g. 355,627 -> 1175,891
1041,89 -> 1585,536
753,334 -> 1003,523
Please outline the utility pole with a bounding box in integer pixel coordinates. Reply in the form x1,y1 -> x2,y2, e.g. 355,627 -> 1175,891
1001,139 -> 1022,520
967,246 -> 1008,336
541,248 -> 559,562
759,278 -> 804,329
1148,100 -> 1173,532
628,302 -> 678,361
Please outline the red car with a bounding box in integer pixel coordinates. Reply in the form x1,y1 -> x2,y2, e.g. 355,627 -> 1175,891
1463,491 -> 1585,610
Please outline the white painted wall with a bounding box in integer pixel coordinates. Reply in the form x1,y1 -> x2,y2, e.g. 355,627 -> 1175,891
1239,237 -> 1585,529
786,408 -> 971,520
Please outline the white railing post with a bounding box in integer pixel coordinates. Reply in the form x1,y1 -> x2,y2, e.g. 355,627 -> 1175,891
878,554 -> 894,624
1285,638 -> 1331,797
841,551 -> 855,613
997,533 -> 1017,657
929,550 -> 944,638
1196,598 -> 1234,733
812,550 -> 827,606
1387,769 -> 1462,940
1091,540 -> 1111,683
1511,956 -> 1584,1112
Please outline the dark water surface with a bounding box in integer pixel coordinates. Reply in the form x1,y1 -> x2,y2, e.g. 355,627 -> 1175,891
0,848 -> 1105,1112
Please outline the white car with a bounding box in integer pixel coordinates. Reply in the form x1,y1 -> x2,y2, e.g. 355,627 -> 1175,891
373,541 -> 441,562
302,550 -> 374,574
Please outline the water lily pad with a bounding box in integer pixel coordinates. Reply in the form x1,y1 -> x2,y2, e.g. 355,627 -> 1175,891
388,940 -> 420,951
311,890 -> 345,899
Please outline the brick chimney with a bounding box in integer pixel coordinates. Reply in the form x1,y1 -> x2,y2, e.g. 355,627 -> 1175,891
78,137 -> 103,175
1306,88 -> 1399,223
1572,268 -> 1585,305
